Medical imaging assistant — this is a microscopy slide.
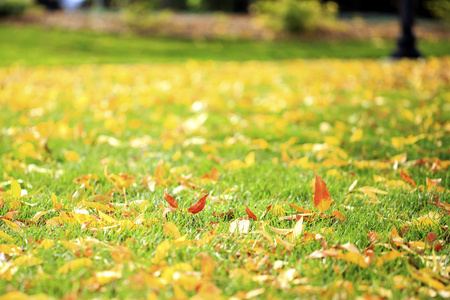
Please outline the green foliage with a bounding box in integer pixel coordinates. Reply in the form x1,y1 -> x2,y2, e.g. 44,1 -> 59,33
121,0 -> 173,32
426,0 -> 450,22
251,0 -> 338,33
0,0 -> 31,17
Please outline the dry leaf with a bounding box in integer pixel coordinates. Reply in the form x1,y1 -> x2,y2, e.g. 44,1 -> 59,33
313,172 -> 334,211
188,194 -> 208,214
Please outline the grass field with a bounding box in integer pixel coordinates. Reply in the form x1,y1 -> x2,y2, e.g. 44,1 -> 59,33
0,25 -> 450,66
0,25 -> 449,299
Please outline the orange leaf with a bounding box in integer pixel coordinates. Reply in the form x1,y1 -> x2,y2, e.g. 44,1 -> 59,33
209,167 -> 220,181
313,172 -> 334,211
188,194 -> 208,214
198,252 -> 215,277
164,188 -> 179,209
332,210 -> 346,222
245,205 -> 257,220
288,204 -> 314,214
401,170 -> 416,187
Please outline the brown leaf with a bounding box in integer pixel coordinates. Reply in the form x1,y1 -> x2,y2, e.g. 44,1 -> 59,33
400,170 -> 416,187
188,194 -> 208,214
164,188 -> 179,209
245,205 -> 258,221
313,172 -> 334,211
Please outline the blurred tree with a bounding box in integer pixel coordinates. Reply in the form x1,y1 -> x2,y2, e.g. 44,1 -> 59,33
161,0 -> 186,10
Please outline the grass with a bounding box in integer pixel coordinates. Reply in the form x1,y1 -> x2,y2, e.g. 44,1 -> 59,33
0,25 -> 449,66
0,27 -> 449,299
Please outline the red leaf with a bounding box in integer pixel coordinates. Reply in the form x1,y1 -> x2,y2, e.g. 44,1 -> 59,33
245,205 -> 257,220
426,232 -> 437,243
313,172 -> 333,212
188,194 -> 208,214
401,170 -> 416,187
164,188 -> 179,209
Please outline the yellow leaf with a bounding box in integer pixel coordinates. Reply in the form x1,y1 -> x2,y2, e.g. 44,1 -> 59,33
163,222 -> 182,239
224,160 -> 246,170
0,244 -> 22,255
10,180 -> 21,199
408,267 -> 445,291
46,217 -> 64,228
58,258 -> 93,274
3,219 -> 21,231
154,164 -> 165,183
82,202 -> 115,212
64,151 -> 80,162
271,205 -> 286,217
390,153 -> 407,164
245,151 -> 255,167
0,231 -> 14,242
14,254 -> 43,267
172,151 -> 181,161
357,186 -> 388,195
51,193 -> 63,211
198,252 -> 215,277
337,252 -> 368,268
151,240 -> 171,264
350,129 -> 363,143
292,217 -> 304,240
411,212 -> 440,229
111,246 -> 132,263
39,239 -> 54,250
173,284 -> 187,300
373,175 -> 387,182
98,211 -> 117,224
0,292 -> 28,300
376,251 -> 404,267
275,235 -> 295,252
32,211 -> 48,223
92,264 -> 123,285
72,213 -> 97,224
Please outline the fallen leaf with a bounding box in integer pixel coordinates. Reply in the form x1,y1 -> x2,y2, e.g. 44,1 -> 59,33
58,258 -> 93,273
164,188 -> 179,209
313,172 -> 334,211
245,151 -> 255,167
376,251 -> 404,267
151,240 -> 171,264
400,170 -> 416,187
188,194 -> 208,214
198,252 -> 215,277
229,219 -> 250,235
245,205 -> 257,220
292,217 -> 304,240
163,222 -> 182,238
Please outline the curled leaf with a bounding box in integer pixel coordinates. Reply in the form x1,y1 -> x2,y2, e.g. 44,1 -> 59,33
164,188 -> 179,209
188,194 -> 208,214
401,170 -> 416,187
245,205 -> 257,220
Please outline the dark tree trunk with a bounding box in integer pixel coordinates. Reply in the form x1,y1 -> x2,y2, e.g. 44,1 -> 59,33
391,0 -> 421,58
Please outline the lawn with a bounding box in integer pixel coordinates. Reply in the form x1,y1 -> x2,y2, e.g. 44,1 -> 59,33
0,25 -> 449,66
0,26 -> 449,299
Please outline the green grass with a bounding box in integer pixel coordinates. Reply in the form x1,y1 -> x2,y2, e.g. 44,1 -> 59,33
0,35 -> 449,298
0,25 -> 449,66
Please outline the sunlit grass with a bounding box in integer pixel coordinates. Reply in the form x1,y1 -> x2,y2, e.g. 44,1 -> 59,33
0,58 -> 449,298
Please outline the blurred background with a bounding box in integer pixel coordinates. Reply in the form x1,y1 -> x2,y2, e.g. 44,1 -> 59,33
0,0 -> 448,65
